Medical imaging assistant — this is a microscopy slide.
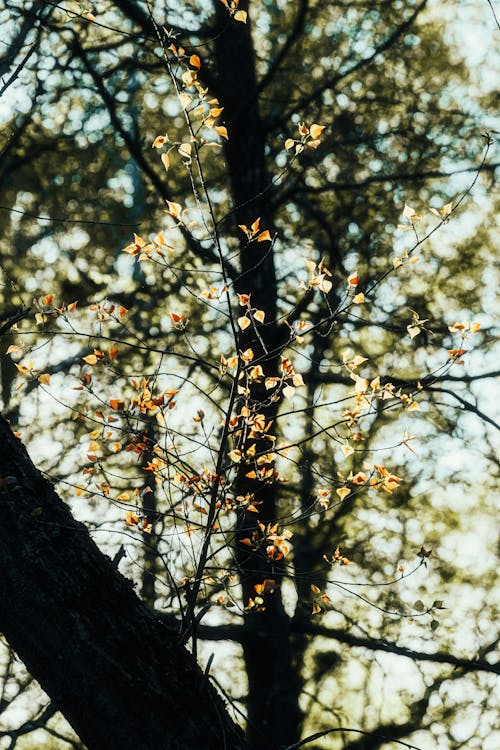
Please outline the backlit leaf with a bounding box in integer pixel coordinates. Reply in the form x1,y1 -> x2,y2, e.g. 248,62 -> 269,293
214,125 -> 229,140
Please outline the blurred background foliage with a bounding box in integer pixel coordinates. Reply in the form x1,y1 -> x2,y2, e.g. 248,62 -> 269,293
0,1 -> 498,748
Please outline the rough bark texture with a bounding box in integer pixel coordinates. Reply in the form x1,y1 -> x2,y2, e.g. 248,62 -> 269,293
0,414 -> 246,750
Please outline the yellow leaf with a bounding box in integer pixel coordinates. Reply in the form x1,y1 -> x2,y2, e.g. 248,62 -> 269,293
250,365 -> 264,379
178,142 -> 192,159
285,138 -> 295,150
152,135 -> 167,148
283,385 -> 295,400
117,492 -> 130,501
257,230 -> 271,242
336,487 -> 351,500
341,444 -> 354,457
161,152 -> 170,170
189,54 -> 201,69
178,92 -> 192,108
37,373 -> 51,385
265,377 -> 279,389
214,125 -> 229,139
253,309 -> 265,323
310,123 -> 325,139
181,69 -> 197,87
83,355 -> 98,365
238,315 -> 251,330
311,584 -> 321,594
125,511 -> 139,526
166,200 -> 182,218
7,345 -> 22,355
234,10 -> 247,22
292,373 -> 304,387
353,293 -> 365,304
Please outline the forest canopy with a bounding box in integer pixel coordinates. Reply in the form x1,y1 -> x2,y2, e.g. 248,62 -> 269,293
0,1 -> 498,749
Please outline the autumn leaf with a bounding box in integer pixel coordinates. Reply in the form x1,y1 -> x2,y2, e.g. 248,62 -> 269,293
189,54 -> 201,69
214,125 -> 229,140
152,135 -> 168,148
166,200 -> 182,219
336,487 -> 351,500
238,315 -> 251,330
178,142 -> 192,159
309,123 -> 325,139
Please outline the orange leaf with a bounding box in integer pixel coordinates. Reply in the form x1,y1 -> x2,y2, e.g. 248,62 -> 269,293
214,125 -> 228,140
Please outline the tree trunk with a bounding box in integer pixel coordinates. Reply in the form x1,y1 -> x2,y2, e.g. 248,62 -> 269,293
213,3 -> 304,747
0,414 -> 246,750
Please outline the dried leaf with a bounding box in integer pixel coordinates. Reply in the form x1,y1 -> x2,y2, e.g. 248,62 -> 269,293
214,125 -> 229,140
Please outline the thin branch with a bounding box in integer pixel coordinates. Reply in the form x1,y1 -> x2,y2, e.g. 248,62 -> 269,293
284,727 -> 423,750
154,611 -> 500,675
485,0 -> 500,31
426,385 -> 500,431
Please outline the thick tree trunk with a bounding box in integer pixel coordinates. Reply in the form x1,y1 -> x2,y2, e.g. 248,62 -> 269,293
213,4 -> 304,747
0,414 -> 246,750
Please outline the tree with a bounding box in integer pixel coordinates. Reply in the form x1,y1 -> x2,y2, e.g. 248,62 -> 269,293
0,1 -> 498,749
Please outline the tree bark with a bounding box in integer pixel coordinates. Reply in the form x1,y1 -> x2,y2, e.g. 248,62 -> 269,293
0,414 -> 246,750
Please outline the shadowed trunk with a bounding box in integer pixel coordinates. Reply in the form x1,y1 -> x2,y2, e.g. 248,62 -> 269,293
0,414 -> 246,750
213,3 -> 304,747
